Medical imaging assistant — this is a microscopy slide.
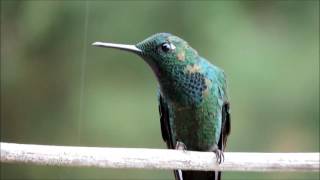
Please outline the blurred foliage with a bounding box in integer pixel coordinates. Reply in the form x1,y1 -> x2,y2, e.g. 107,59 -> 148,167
1,1 -> 319,180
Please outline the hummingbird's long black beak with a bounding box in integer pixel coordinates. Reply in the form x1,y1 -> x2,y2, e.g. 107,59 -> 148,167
92,42 -> 142,54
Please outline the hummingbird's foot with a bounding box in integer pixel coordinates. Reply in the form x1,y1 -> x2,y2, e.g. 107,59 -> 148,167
210,145 -> 224,164
175,141 -> 187,152
213,149 -> 224,164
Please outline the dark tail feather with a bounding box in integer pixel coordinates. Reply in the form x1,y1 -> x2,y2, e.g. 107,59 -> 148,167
174,170 -> 221,180
217,171 -> 221,180
173,170 -> 182,180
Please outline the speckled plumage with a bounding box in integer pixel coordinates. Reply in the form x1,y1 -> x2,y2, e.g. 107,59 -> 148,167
136,33 -> 230,151
93,33 -> 231,180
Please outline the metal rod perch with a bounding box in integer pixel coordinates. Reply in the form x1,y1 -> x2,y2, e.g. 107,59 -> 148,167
1,142 -> 319,172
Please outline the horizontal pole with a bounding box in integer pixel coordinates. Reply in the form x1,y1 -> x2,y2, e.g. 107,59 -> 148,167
0,142 -> 319,172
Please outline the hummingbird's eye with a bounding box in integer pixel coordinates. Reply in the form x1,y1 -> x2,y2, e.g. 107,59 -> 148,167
160,42 -> 176,53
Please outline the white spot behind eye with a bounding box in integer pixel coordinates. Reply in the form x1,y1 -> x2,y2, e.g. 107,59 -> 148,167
170,43 -> 176,50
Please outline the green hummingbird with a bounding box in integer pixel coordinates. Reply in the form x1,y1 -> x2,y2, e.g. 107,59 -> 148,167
92,33 -> 231,180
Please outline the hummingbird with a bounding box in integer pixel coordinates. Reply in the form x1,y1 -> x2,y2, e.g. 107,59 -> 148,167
92,33 -> 231,180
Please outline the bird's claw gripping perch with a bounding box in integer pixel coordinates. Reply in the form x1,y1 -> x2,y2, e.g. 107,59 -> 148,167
175,141 -> 187,152
213,149 -> 224,164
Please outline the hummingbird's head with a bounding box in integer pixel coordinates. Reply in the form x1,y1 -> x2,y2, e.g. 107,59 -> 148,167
92,33 -> 199,78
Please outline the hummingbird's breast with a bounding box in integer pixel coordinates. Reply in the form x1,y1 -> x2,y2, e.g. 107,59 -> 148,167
159,59 -> 224,150
170,102 -> 221,151
160,61 -> 212,107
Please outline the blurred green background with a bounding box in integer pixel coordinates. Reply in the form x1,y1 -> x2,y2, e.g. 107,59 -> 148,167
1,1 -> 319,180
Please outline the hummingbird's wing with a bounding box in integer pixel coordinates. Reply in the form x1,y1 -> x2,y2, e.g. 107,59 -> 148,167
212,72 -> 231,180
219,102 -> 231,151
158,91 -> 174,149
158,91 -> 182,180
216,69 -> 231,151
